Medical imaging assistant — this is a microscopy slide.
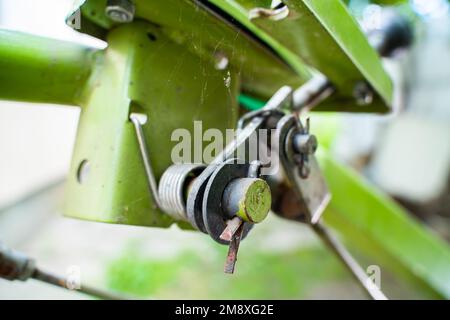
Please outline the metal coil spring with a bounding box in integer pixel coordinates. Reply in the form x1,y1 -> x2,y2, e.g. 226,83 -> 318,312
158,163 -> 205,221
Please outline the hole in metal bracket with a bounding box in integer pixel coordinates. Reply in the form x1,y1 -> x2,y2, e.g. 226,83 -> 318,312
147,33 -> 157,42
77,160 -> 91,184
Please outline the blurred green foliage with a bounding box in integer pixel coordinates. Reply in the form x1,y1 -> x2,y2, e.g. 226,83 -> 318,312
106,244 -> 353,299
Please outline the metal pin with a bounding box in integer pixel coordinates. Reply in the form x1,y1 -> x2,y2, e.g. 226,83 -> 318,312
224,223 -> 244,274
220,216 -> 243,242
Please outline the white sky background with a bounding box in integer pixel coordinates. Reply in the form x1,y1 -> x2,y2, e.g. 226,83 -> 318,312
0,0 -> 104,46
0,0 -> 103,208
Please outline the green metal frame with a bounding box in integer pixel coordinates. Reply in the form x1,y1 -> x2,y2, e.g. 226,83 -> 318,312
65,21 -> 240,228
0,30 -> 97,106
208,0 -> 392,111
75,0 -> 392,112
0,0 -> 449,298
76,0 -> 309,102
319,151 -> 450,298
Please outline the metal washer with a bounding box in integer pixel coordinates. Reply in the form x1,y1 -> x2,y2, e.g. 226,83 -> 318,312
186,163 -> 220,233
202,159 -> 253,244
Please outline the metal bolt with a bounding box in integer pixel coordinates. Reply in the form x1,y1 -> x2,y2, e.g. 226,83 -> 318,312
105,0 -> 135,23
353,81 -> 374,106
293,134 -> 318,156
222,178 -> 271,224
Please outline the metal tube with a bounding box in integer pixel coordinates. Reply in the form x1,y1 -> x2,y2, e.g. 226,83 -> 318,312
1,242 -> 127,300
292,74 -> 334,112
0,29 -> 98,106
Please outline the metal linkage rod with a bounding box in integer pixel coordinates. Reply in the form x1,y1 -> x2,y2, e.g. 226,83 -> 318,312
311,223 -> 388,300
32,268 -> 125,300
130,112 -> 163,209
292,74 -> 334,112
0,242 -> 126,300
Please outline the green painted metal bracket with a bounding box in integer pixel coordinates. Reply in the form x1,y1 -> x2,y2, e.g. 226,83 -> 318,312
318,151 -> 450,299
64,21 -> 239,229
75,0 -> 392,113
76,0 -> 307,101
208,0 -> 392,112
0,29 -> 98,106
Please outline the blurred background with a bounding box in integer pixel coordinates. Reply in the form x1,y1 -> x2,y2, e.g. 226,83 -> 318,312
0,0 -> 449,299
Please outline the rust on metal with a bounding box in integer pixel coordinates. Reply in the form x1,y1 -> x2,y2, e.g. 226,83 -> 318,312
220,216 -> 243,242
224,223 -> 244,274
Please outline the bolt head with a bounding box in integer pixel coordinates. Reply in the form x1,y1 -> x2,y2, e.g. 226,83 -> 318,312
105,0 -> 135,23
353,82 -> 374,106
294,134 -> 318,155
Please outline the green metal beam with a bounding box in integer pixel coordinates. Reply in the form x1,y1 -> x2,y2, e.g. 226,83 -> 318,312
0,30 -> 97,106
319,151 -> 450,299
209,0 -> 392,112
